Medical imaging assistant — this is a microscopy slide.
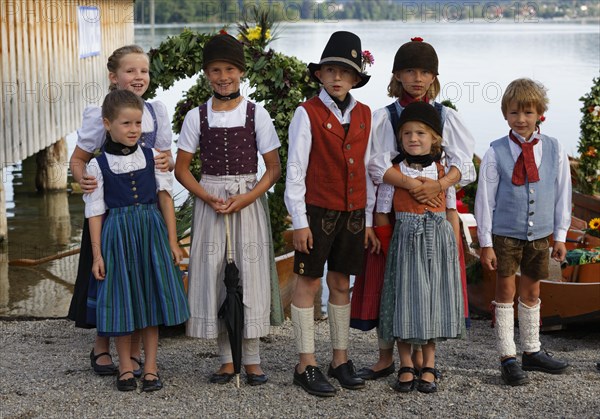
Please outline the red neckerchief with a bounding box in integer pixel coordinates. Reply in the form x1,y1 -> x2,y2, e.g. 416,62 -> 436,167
508,130 -> 540,186
399,92 -> 429,108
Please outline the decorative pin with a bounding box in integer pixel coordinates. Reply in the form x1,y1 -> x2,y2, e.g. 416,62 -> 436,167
351,49 -> 358,58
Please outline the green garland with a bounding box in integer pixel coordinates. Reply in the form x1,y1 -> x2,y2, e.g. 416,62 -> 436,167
144,17 -> 318,254
576,77 -> 600,195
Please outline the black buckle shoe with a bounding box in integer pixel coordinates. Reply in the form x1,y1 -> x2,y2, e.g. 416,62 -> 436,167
327,360 -> 365,390
90,349 -> 118,376
293,365 -> 336,397
392,366 -> 416,393
416,367 -> 438,393
131,356 -> 144,378
356,362 -> 395,380
209,372 -> 235,384
116,371 -> 137,392
500,359 -> 529,386
522,350 -> 569,374
246,373 -> 268,386
142,373 -> 163,392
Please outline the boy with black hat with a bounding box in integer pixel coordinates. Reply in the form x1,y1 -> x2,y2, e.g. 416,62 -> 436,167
284,31 -> 379,397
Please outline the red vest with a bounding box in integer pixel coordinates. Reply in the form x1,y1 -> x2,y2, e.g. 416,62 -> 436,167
393,162 -> 446,214
301,97 -> 371,212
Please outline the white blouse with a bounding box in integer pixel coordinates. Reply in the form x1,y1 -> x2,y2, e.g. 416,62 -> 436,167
177,98 -> 280,156
76,100 -> 172,153
83,147 -> 173,218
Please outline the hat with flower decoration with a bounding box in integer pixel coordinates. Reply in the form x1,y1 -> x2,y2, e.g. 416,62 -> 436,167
203,33 -> 246,71
308,31 -> 372,89
392,37 -> 438,75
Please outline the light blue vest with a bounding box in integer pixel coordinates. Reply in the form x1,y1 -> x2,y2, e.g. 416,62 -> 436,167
490,134 -> 559,241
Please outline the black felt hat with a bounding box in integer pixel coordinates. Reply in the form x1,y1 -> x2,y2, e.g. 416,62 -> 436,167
203,33 -> 246,71
392,37 -> 438,75
308,31 -> 370,89
397,101 -> 442,136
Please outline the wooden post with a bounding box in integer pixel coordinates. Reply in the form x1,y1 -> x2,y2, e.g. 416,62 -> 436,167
0,177 -> 6,243
35,138 -> 68,191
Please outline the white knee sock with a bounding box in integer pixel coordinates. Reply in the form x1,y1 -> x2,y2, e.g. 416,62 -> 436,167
291,304 -> 315,354
493,300 -> 516,358
328,302 -> 350,350
518,297 -> 541,354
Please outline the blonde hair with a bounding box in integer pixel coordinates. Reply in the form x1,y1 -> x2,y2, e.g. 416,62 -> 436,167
388,73 -> 440,99
106,45 -> 148,91
501,78 -> 548,117
101,89 -> 144,122
397,121 -> 443,158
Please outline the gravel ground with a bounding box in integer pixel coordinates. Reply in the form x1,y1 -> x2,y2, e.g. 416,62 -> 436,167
0,318 -> 599,418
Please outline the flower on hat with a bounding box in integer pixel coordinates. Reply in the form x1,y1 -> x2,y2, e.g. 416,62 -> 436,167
411,37 -> 424,42
361,50 -> 374,71
219,28 -> 228,35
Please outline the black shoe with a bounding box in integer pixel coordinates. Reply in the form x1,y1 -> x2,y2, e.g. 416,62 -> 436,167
415,367 -> 442,380
327,360 -> 365,390
141,373 -> 163,392
500,359 -> 529,386
293,364 -> 336,397
416,367 -> 438,394
392,366 -> 416,393
246,373 -> 268,386
131,356 -> 143,378
116,371 -> 137,391
522,350 -> 569,374
209,372 -> 235,384
90,349 -> 118,376
356,362 -> 395,380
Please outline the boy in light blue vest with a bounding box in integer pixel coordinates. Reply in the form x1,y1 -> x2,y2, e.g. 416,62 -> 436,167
474,78 -> 571,386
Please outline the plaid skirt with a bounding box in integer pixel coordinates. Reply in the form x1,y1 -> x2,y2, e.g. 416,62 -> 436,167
96,203 -> 190,336
379,211 -> 464,344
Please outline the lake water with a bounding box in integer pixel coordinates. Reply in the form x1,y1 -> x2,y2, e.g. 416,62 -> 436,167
1,20 -> 599,317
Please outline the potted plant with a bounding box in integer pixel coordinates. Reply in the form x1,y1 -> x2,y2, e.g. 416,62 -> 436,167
572,77 -> 600,221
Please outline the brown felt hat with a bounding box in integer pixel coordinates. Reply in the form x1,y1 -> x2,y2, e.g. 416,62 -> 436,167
397,101 -> 442,137
392,37 -> 438,75
203,34 -> 246,71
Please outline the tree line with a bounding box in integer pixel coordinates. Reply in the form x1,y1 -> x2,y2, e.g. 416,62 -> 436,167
135,0 -> 599,24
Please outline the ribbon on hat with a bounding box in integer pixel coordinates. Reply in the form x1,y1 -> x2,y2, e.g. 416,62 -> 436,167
508,131 -> 540,186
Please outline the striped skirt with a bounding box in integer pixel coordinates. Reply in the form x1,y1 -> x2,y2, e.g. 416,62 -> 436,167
96,203 -> 190,336
186,174 -> 272,340
379,211 -> 464,344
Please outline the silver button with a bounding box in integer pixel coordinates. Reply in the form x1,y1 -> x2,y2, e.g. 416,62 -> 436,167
326,123 -> 332,129
528,221 -> 533,226
349,158 -> 354,164
529,189 -> 534,194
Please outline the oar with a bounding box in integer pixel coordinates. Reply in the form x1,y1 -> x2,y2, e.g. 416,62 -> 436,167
9,248 -> 80,267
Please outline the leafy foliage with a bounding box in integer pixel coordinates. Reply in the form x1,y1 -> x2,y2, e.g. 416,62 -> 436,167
144,13 -> 318,253
575,77 -> 600,195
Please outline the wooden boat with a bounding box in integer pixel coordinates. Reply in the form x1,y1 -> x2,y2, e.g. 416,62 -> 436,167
460,214 -> 600,330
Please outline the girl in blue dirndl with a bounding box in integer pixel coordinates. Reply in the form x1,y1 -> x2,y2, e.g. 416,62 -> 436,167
85,90 -> 189,392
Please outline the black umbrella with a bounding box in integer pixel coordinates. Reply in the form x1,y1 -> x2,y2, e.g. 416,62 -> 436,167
217,214 -> 243,387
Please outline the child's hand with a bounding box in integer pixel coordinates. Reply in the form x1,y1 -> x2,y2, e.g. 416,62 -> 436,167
154,150 -> 171,172
92,257 -> 105,280
551,241 -> 567,262
219,193 -> 254,214
293,227 -> 313,254
80,173 -> 98,194
170,243 -> 184,265
365,227 -> 381,254
480,247 -> 497,271
410,177 -> 444,205
204,194 -> 227,212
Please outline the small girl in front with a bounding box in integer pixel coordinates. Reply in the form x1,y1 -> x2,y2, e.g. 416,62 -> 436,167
370,101 -> 464,393
85,89 -> 190,392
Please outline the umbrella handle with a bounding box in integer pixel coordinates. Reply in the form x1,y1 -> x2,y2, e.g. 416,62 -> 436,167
224,213 -> 234,263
